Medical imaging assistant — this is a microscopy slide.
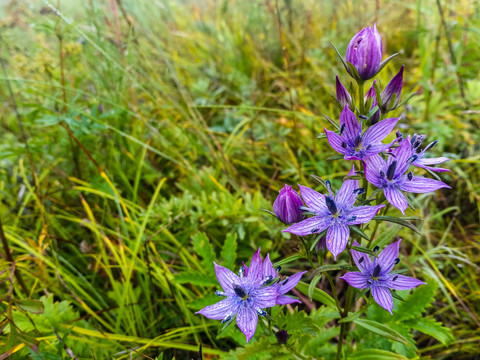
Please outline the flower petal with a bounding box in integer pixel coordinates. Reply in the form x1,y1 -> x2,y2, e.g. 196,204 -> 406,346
347,205 -> 385,225
246,248 -> 263,284
363,117 -> 400,144
236,307 -> 258,343
326,223 -> 350,260
196,297 -> 238,320
276,295 -> 301,305
325,129 -> 348,155
363,154 -> 385,187
398,176 -> 451,193
299,185 -> 328,213
339,105 -> 361,143
252,286 -> 277,308
350,241 -> 373,272
416,156 -> 450,165
335,165 -> 359,208
340,272 -> 370,289
388,138 -> 412,177
262,253 -> 276,279
386,274 -> 426,290
214,262 -> 240,293
283,216 -> 333,237
371,286 -> 393,314
278,271 -> 307,294
384,186 -> 408,215
375,240 -> 401,274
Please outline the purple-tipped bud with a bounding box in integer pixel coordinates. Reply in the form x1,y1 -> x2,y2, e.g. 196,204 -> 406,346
345,24 -> 383,80
380,66 -> 404,112
273,185 -> 304,224
336,76 -> 352,109
365,80 -> 381,124
275,330 -> 290,345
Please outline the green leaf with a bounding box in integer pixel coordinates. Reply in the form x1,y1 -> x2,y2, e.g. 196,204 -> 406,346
308,274 -> 322,302
221,232 -> 237,269
349,225 -> 370,241
273,254 -> 303,268
351,246 -> 378,258
174,271 -> 218,287
372,216 -> 421,234
405,317 -> 454,345
309,229 -> 328,251
373,51 -> 403,77
296,281 -> 337,310
13,299 -> 44,314
324,114 -> 340,130
348,349 -> 409,360
192,232 -> 216,275
311,263 -> 356,278
353,318 -> 410,346
327,154 -> 345,160
394,281 -> 437,321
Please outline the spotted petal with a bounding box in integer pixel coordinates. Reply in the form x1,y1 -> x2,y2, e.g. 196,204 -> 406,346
277,271 -> 307,295
351,241 -> 373,272
340,272 -> 370,289
363,154 -> 385,188
398,176 -> 451,193
325,129 -> 348,155
371,286 -> 394,315
375,240 -> 401,275
339,105 -> 361,144
236,307 -> 258,343
283,216 -> 333,237
326,223 -> 350,260
335,165 -> 359,208
196,297 -> 239,320
214,262 -> 240,294
363,117 -> 400,144
346,205 -> 385,225
384,186 -> 408,215
299,185 -> 328,214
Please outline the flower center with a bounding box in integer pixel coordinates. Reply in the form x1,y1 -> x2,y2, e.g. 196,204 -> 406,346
233,285 -> 248,300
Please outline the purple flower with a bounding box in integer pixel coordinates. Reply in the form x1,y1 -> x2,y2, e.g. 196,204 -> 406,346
257,253 -> 307,305
345,24 -> 383,80
273,185 -> 305,224
283,166 -> 385,259
364,138 -> 451,215
336,75 -> 353,109
406,134 -> 450,172
196,248 -> 304,342
324,105 -> 399,161
365,80 -> 381,124
340,240 -> 426,314
380,66 -> 404,112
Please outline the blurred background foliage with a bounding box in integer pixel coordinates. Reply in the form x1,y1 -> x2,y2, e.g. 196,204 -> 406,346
0,0 -> 479,358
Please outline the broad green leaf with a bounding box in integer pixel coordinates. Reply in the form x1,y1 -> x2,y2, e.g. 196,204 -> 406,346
13,299 -> 44,314
308,274 -> 322,302
296,281 -> 337,309
221,232 -> 237,269
192,232 -> 216,275
405,317 -> 454,345
394,281 -> 437,321
353,318 -> 410,346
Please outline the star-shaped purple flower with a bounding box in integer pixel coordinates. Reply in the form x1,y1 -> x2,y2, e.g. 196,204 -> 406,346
283,166 -> 385,259
252,253 -> 307,305
325,105 -> 399,161
406,134 -> 450,172
196,248 -> 304,342
364,138 -> 451,215
340,240 -> 426,314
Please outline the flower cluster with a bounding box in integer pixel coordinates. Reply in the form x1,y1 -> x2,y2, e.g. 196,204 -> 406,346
196,248 -> 305,342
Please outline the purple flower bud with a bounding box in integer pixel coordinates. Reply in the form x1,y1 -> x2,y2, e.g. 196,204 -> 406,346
345,24 -> 383,80
273,185 -> 304,224
365,80 -> 380,124
275,329 -> 290,345
336,76 -> 352,109
380,66 -> 404,112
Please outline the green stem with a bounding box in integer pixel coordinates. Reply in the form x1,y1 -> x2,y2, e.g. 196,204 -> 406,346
326,273 -> 343,314
358,80 -> 365,115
